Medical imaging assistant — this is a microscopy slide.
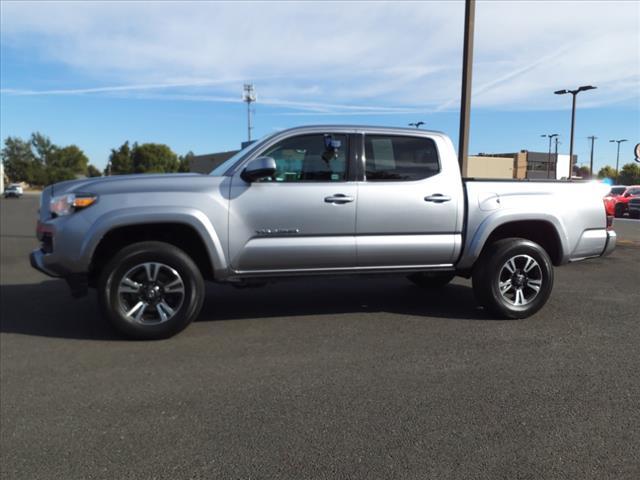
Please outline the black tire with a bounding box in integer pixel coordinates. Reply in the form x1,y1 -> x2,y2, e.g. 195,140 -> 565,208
98,241 -> 205,340
407,271 -> 455,288
614,203 -> 625,218
472,238 -> 554,319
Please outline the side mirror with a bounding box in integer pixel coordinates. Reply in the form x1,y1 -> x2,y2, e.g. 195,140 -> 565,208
241,156 -> 277,183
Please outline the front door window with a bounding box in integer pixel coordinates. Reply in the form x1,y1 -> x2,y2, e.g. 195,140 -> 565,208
261,134 -> 348,182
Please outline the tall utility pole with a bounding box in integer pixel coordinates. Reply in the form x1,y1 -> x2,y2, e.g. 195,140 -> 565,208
458,0 -> 475,175
554,85 -> 597,179
242,83 -> 256,143
587,135 -> 597,177
541,133 -> 559,179
610,138 -> 628,181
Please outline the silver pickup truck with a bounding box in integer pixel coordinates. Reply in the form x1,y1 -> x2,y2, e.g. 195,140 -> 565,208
31,125 -> 616,339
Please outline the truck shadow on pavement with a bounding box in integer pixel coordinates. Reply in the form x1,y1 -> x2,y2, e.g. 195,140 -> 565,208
0,277 -> 490,340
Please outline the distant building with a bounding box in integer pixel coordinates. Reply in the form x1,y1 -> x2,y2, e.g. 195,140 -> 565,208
189,150 -> 239,174
464,155 -> 514,179
474,151 -> 577,180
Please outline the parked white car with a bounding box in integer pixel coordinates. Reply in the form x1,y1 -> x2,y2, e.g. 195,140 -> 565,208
3,184 -> 23,198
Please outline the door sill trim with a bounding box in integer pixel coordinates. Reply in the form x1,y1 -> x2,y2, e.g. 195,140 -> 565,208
231,264 -> 455,278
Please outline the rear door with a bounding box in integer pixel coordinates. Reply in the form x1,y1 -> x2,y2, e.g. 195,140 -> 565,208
355,133 -> 462,267
228,132 -> 358,273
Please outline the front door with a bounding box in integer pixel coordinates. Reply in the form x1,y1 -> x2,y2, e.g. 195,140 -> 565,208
228,132 -> 357,273
356,133 -> 463,267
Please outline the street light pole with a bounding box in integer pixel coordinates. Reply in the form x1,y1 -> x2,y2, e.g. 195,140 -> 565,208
541,133 -> 559,179
554,85 -> 597,179
554,137 -> 560,179
610,139 -> 628,181
587,135 -> 597,178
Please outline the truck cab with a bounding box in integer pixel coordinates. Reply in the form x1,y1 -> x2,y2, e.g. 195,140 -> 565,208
222,127 -> 463,274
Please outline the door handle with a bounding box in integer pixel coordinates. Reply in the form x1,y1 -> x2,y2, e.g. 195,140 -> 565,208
424,194 -> 451,203
324,194 -> 355,204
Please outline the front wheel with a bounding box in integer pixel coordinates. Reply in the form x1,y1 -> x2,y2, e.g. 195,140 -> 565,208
98,241 -> 205,339
472,238 -> 554,319
614,204 -> 625,218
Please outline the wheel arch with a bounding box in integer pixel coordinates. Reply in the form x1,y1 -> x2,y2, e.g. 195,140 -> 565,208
82,208 -> 227,284
459,213 -> 568,271
481,220 -> 563,266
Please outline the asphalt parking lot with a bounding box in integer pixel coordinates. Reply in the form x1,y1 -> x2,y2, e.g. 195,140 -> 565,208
1,194 -> 639,479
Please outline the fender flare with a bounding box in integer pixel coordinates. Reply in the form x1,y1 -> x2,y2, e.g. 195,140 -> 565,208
458,211 -> 569,270
79,206 -> 227,275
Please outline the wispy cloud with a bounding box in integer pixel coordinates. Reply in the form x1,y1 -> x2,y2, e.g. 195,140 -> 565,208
1,1 -> 638,112
0,80 -> 231,96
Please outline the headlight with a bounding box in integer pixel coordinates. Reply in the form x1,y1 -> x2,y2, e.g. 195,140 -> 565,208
49,193 -> 97,216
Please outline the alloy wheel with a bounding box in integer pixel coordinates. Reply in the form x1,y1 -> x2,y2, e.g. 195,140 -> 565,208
497,254 -> 543,307
117,262 -> 185,324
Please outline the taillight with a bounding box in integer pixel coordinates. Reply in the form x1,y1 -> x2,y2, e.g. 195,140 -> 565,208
604,198 -> 614,230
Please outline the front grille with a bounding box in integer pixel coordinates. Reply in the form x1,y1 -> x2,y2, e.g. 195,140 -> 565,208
41,233 -> 53,254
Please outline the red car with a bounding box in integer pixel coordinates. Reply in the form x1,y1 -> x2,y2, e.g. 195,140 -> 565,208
603,185 -> 627,217
612,185 -> 640,218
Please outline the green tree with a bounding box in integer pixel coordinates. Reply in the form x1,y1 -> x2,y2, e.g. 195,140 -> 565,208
1,136 -> 36,183
87,165 -> 102,177
2,133 -> 93,185
131,143 -> 179,173
597,165 -> 617,179
178,151 -> 194,172
30,132 -> 56,166
108,141 -> 133,175
618,163 -> 640,185
576,166 -> 591,179
46,145 -> 89,183
49,145 -> 89,173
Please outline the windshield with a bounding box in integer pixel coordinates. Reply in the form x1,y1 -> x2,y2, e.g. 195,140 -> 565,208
210,133 -> 277,176
610,187 -> 626,195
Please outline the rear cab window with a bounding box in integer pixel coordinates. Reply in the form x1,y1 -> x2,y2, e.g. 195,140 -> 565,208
364,135 -> 440,181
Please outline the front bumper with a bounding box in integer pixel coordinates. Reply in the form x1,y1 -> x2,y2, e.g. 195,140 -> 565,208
30,249 -> 61,278
602,231 -> 616,257
30,249 -> 88,297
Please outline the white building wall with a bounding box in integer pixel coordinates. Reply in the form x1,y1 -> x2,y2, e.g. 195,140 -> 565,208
555,154 -> 570,180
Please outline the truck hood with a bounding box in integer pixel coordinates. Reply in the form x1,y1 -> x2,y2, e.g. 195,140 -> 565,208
46,173 -> 218,197
39,173 -> 230,223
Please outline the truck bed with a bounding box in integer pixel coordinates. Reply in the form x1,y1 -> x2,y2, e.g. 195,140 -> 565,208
457,179 -> 613,269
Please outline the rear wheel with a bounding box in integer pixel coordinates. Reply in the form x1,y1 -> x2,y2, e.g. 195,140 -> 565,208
98,241 -> 205,339
407,271 -> 455,288
472,238 -> 553,319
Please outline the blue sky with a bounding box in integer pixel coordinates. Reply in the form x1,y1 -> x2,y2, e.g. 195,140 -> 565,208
1,1 -> 638,171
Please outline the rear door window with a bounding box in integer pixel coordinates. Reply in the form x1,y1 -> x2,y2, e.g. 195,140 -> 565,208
364,135 -> 439,181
